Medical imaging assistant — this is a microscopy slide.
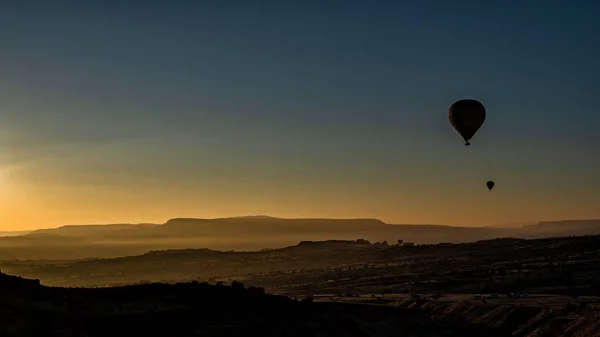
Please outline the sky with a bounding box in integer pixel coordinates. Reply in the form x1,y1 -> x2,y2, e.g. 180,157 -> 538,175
1,1 -> 600,230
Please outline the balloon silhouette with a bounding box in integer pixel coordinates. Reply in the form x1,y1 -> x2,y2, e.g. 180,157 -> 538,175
486,181 -> 495,191
449,99 -> 486,146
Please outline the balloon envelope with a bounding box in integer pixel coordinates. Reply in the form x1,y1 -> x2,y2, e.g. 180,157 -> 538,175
486,181 -> 495,191
449,99 -> 486,146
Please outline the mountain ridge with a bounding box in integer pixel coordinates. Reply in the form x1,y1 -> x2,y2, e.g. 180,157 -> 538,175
1,217 -> 599,260
7,216 -> 600,235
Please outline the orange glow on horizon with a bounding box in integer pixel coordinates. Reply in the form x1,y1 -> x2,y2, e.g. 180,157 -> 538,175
1,167 -> 599,231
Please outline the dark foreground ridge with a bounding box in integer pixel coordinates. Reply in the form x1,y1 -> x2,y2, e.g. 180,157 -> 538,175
1,271 -> 600,337
0,271 -> 463,337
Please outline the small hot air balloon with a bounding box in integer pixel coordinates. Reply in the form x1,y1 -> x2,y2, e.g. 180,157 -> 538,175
486,181 -> 495,191
449,99 -> 486,146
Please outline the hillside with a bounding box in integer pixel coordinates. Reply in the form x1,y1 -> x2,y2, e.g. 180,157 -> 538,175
1,217 -> 600,260
3,234 -> 600,299
0,231 -> 31,237
1,271 -> 599,337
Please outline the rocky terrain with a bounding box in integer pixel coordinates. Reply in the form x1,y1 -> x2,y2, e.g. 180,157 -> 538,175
3,234 -> 600,299
3,232 -> 600,335
1,270 -> 600,337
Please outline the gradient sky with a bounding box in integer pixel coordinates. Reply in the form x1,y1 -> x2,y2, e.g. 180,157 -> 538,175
1,1 -> 600,230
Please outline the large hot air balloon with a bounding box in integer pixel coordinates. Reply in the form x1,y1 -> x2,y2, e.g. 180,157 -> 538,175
486,181 -> 495,191
449,99 -> 486,146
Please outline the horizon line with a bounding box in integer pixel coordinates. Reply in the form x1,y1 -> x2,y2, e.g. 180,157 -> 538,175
4,215 -> 599,233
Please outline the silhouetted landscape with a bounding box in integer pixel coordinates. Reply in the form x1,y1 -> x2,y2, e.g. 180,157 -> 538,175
7,270 -> 599,337
2,217 -> 600,260
3,0 -> 600,335
2,226 -> 600,336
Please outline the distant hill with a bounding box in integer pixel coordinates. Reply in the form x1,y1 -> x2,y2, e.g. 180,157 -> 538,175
4,234 -> 600,293
514,219 -> 600,239
1,217 -> 599,260
0,230 -> 31,237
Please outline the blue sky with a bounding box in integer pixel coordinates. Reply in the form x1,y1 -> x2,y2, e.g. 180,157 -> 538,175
1,1 -> 599,229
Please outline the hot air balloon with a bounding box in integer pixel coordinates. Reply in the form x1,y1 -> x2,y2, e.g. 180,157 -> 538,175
449,99 -> 486,146
486,181 -> 495,191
